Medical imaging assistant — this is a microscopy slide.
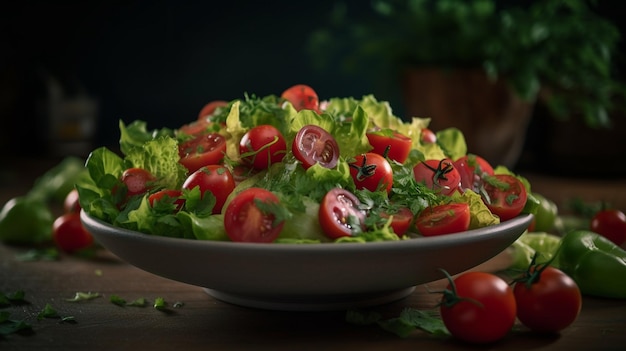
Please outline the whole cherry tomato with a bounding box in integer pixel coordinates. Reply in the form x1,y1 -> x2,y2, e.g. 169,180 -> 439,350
440,271 -> 517,344
239,125 -> 287,170
513,264 -> 582,333
590,208 -> 626,246
281,84 -> 320,112
349,153 -> 393,194
53,213 -> 94,254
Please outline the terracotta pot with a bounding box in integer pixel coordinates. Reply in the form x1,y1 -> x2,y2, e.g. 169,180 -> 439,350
401,68 -> 535,168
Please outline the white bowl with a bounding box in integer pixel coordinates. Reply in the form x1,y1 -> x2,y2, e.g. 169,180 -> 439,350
81,211 -> 532,311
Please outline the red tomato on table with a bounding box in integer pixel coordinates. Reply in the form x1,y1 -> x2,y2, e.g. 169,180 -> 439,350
440,271 -> 517,344
590,208 -> 626,246
53,213 -> 94,254
513,265 -> 582,333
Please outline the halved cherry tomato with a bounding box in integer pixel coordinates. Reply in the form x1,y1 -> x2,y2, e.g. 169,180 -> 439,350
121,168 -> 155,197
415,203 -> 470,236
281,84 -> 320,112
349,153 -> 393,194
481,174 -> 527,221
53,213 -> 94,254
64,188 -> 81,213
381,206 -> 414,236
513,265 -> 582,333
454,154 -> 494,191
182,165 -> 235,214
440,271 -> 517,344
413,159 -> 461,196
590,208 -> 626,246
223,187 -> 284,243
292,125 -> 340,169
318,188 -> 366,240
198,100 -> 228,120
420,128 -> 437,144
148,189 -> 185,212
239,125 -> 287,170
178,132 -> 227,173
366,130 -> 412,164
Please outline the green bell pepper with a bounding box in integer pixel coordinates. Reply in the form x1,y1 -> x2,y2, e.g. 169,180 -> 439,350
557,230 -> 626,299
0,196 -> 54,245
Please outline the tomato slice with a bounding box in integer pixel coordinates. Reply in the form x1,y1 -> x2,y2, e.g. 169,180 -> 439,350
178,133 -> 227,173
381,206 -> 414,237
415,203 -> 470,236
281,84 -> 320,112
481,174 -> 528,221
292,125 -> 340,169
223,188 -> 284,243
454,154 -> 494,191
318,188 -> 366,240
413,159 -> 461,196
366,130 -> 412,164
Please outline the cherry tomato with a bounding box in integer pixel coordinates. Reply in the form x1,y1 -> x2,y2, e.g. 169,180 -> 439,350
281,84 -> 320,112
53,213 -> 94,254
148,189 -> 185,213
64,188 -> 81,213
292,125 -> 340,169
182,165 -> 235,214
349,153 -> 393,194
481,174 -> 528,221
440,271 -> 517,344
514,265 -> 582,333
453,154 -> 494,191
420,128 -> 437,144
381,206 -> 413,236
366,130 -> 412,164
121,168 -> 155,197
415,203 -> 470,236
413,159 -> 461,196
178,119 -> 212,136
198,100 -> 228,120
239,125 -> 287,170
318,188 -> 366,240
223,187 -> 284,243
590,208 -> 626,246
178,132 -> 227,173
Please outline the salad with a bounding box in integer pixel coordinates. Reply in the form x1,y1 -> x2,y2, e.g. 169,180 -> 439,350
76,84 -> 537,244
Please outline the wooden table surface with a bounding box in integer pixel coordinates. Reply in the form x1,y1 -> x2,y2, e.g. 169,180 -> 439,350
1,243 -> 626,351
2,158 -> 626,350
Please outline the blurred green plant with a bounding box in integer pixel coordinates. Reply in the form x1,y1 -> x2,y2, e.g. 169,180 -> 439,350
308,0 -> 626,128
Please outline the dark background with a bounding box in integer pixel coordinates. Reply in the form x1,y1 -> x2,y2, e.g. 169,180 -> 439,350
2,0 -> 625,175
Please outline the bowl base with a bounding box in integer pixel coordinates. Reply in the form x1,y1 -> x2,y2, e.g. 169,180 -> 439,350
203,287 -> 416,311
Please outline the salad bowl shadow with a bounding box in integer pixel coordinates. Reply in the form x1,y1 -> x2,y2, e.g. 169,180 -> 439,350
80,211 -> 532,311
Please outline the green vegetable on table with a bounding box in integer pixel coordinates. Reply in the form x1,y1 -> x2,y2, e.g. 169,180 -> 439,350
0,157 -> 88,245
557,230 -> 626,299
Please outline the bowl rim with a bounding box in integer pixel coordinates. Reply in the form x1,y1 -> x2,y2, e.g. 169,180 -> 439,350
80,210 -> 533,253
